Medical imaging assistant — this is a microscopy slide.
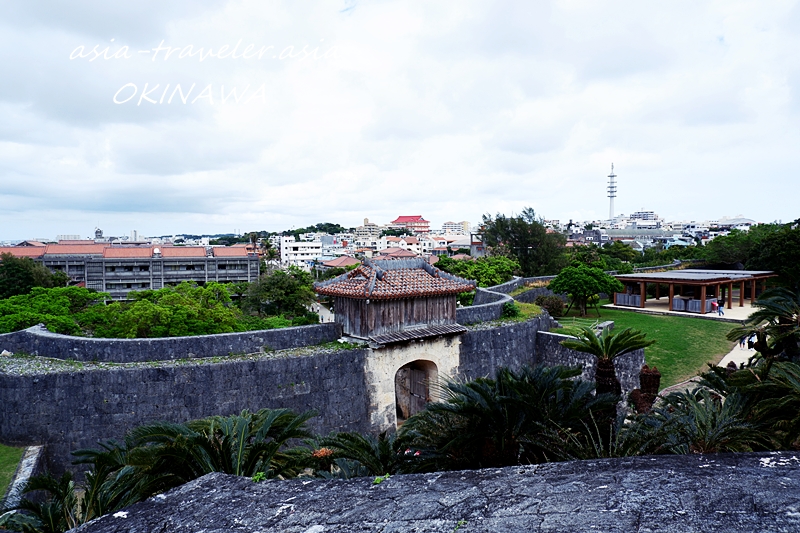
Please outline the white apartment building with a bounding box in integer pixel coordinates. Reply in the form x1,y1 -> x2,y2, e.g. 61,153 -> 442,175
280,236 -> 322,269
441,221 -> 471,235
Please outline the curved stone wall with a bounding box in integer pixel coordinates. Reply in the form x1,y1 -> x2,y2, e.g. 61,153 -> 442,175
0,323 -> 342,363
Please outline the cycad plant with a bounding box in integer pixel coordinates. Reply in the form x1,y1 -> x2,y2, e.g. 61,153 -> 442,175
400,365 -> 618,471
560,327 -> 655,396
0,472 -> 78,533
727,287 -> 800,374
120,408 -> 315,491
315,430 -> 411,477
629,389 -> 768,455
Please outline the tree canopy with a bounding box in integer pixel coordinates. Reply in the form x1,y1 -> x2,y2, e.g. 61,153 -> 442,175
434,255 -> 519,287
0,277 -> 319,337
481,208 -> 566,276
243,266 -> 316,318
548,263 -> 624,316
0,253 -> 69,299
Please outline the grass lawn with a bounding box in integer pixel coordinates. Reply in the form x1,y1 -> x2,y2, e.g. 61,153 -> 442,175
0,443 -> 24,499
556,300 -> 737,389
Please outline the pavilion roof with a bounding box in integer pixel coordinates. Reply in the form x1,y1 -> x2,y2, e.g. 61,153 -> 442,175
314,258 -> 475,300
616,269 -> 775,285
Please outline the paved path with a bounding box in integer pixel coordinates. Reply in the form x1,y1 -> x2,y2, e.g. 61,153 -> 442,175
660,344 -> 757,395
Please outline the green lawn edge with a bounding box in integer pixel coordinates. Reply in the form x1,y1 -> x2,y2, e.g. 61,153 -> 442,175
557,300 -> 736,389
0,444 -> 25,500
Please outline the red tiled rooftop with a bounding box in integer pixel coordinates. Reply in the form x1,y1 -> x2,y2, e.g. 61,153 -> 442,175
314,258 -> 475,300
212,247 -> 249,257
103,247 -> 154,258
0,247 -> 46,258
323,256 -> 361,268
159,246 -> 208,257
392,216 -> 428,224
44,244 -> 107,255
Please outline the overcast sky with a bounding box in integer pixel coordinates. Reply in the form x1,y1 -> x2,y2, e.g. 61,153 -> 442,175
1,1 -> 799,240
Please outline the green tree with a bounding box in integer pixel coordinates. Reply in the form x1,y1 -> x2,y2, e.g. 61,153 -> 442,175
601,241 -> 638,263
435,255 -> 519,287
481,208 -> 567,276
244,266 -> 315,317
0,253 -> 68,299
747,221 -> 800,289
379,228 -> 407,238
0,286 -> 107,335
548,264 -> 624,316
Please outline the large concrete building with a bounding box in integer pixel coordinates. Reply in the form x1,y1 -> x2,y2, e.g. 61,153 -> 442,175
0,244 -> 259,300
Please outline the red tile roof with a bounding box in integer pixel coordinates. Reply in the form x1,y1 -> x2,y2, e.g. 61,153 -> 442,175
212,247 -> 249,257
322,256 -> 361,268
392,216 -> 428,224
159,246 -> 208,257
103,247 -> 154,258
0,246 -> 46,258
314,258 -> 475,300
44,244 -> 107,255
375,248 -> 419,260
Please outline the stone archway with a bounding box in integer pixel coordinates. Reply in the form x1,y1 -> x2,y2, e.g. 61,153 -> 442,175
364,335 -> 461,431
395,360 -> 438,425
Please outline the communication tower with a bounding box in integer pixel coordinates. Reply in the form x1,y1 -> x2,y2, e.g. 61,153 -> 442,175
607,164 -> 617,221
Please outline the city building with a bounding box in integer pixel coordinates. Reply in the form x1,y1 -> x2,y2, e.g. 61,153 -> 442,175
440,221 -> 470,235
280,236 -> 323,269
390,216 -> 430,234
0,244 -> 259,300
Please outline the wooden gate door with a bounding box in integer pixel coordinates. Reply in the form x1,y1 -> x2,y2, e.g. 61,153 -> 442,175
408,368 -> 428,416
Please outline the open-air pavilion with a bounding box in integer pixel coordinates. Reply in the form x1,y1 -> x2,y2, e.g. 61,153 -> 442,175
613,270 -> 776,315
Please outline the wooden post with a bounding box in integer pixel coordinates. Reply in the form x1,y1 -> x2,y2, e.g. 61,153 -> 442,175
700,285 -> 707,314
669,283 -> 674,311
640,281 -> 646,308
727,282 -> 733,309
739,281 -> 745,307
750,279 -> 756,303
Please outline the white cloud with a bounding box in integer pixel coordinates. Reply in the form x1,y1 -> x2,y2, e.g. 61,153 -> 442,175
0,0 -> 798,240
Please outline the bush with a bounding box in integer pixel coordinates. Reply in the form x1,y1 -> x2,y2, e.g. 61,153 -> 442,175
534,295 -> 565,317
501,301 -> 521,318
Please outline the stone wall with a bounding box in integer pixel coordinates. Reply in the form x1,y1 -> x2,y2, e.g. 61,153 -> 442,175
72,453 -> 800,533
456,288 -> 512,325
0,323 -> 342,363
513,286 -> 564,304
0,348 -> 370,474
536,331 -> 643,392
458,317 -> 545,380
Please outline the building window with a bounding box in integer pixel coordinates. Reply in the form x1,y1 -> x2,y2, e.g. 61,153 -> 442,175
124,266 -> 134,272
139,265 -> 149,272
106,266 -> 116,272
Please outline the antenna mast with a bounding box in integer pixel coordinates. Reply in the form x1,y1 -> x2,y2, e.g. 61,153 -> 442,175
607,163 -> 617,221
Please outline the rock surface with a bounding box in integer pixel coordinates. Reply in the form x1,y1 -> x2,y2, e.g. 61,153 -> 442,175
73,452 -> 800,533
